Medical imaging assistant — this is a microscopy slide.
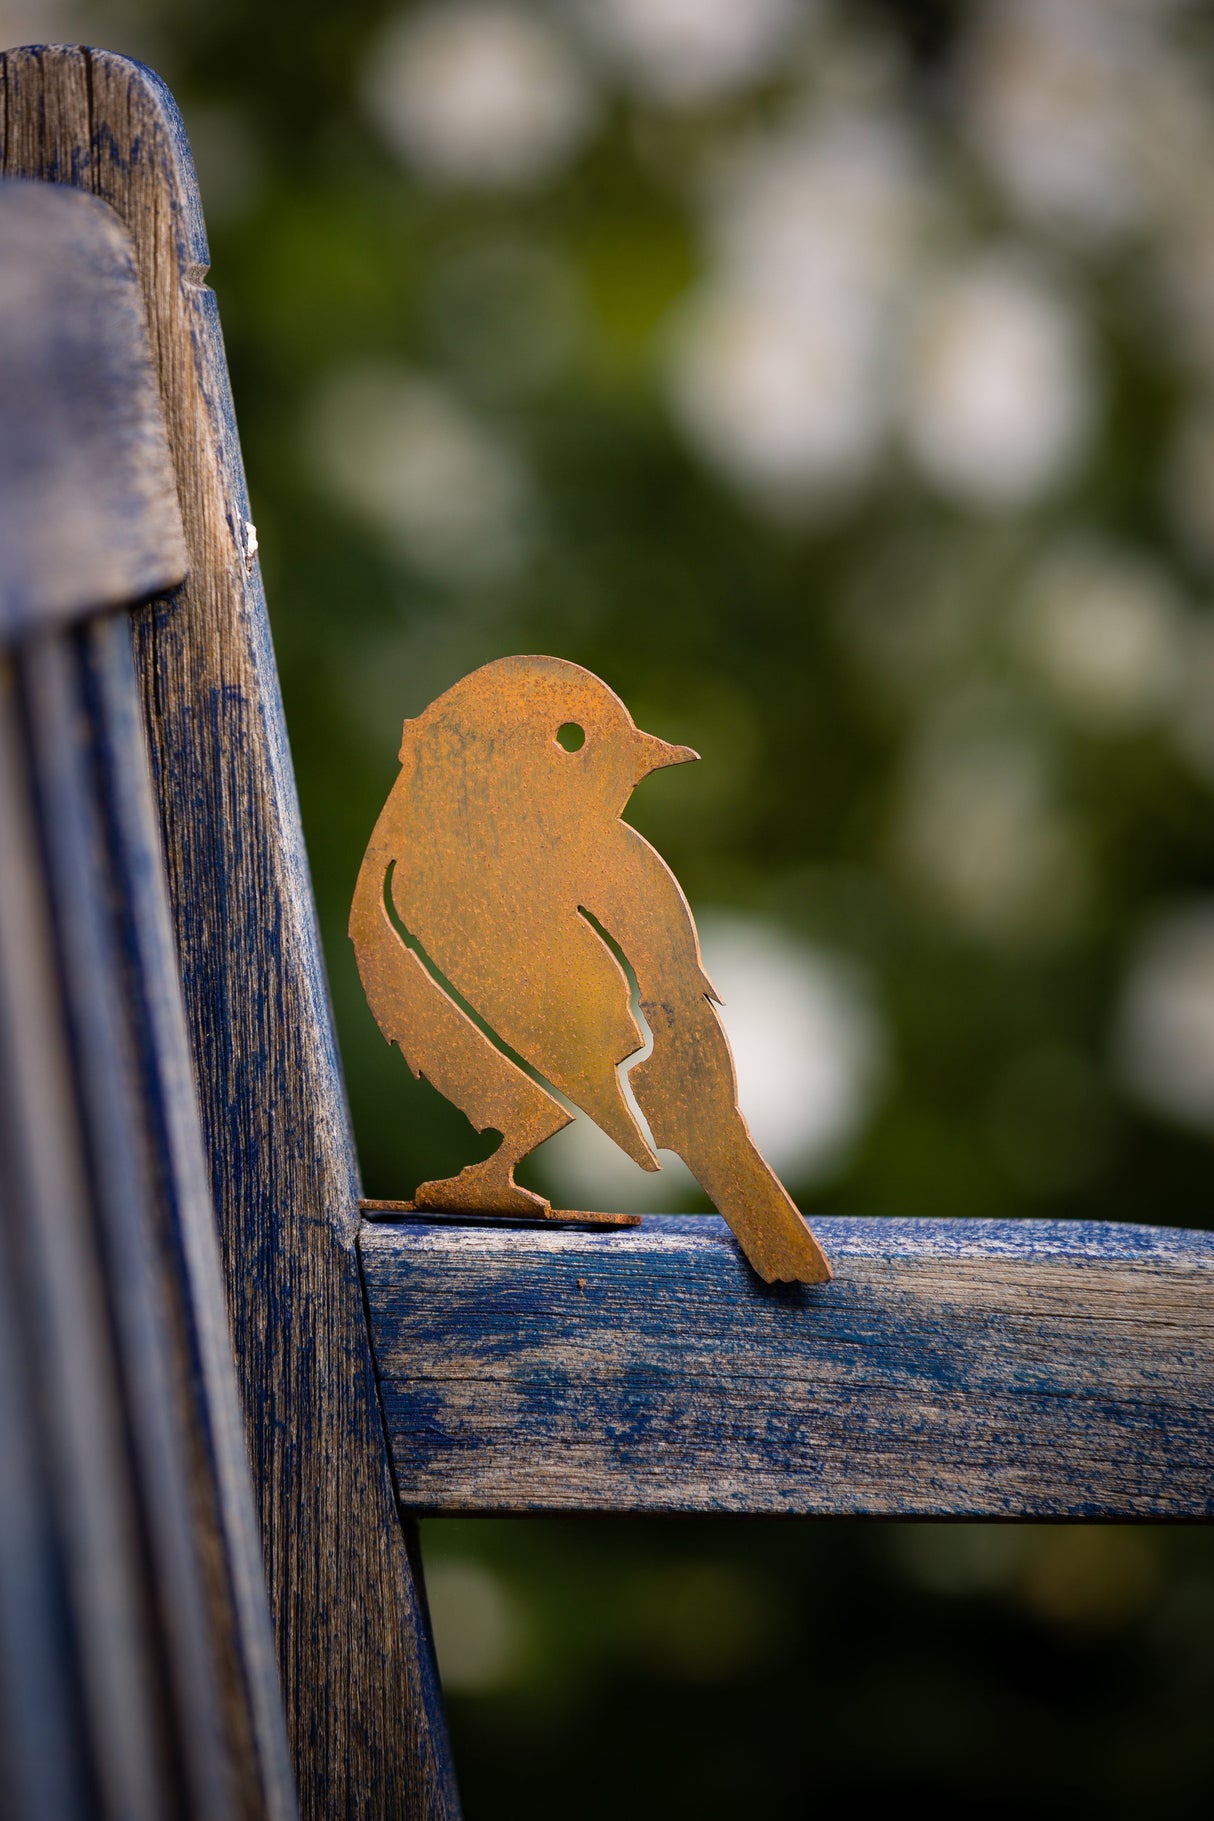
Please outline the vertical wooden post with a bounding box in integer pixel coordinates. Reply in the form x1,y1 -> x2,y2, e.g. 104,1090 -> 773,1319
0,46 -> 458,1819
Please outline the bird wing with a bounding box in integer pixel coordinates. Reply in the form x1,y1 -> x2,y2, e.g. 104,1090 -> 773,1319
580,820 -> 831,1283
578,820 -> 719,1022
349,773 -> 573,1146
385,759 -> 659,1172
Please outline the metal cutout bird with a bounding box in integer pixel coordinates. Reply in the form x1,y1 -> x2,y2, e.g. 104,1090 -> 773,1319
350,656 -> 832,1284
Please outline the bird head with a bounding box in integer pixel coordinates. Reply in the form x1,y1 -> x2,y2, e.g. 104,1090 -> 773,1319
403,655 -> 698,819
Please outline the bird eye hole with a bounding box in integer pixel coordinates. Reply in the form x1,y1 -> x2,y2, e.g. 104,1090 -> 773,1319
556,722 -> 585,752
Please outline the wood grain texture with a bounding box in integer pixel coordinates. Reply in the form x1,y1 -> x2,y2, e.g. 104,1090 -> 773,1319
0,615 -> 294,1820
0,45 -> 457,1820
0,654 -> 154,1820
83,611 -> 298,1821
0,178 -> 186,636
0,171 -> 292,1820
362,1214 -> 1214,1517
25,625 -> 255,1820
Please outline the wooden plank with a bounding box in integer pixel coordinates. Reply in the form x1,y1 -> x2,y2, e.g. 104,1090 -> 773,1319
84,610 -> 298,1821
0,1163 -> 94,1821
0,653 -> 177,1821
0,46 -> 459,1819
0,162 -> 291,1815
2,614 -> 298,1818
0,180 -> 186,638
362,1214 -> 1214,1518
22,629 -> 240,1821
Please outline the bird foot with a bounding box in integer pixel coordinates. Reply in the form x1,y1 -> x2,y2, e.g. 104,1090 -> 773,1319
413,1163 -> 550,1218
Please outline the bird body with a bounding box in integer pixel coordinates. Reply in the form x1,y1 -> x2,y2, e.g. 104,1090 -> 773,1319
350,655 -> 831,1284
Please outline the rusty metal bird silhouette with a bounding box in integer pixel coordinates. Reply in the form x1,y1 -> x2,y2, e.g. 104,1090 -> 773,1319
349,655 -> 832,1284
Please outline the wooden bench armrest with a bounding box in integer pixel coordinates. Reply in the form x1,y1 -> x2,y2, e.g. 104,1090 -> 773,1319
361,1214 -> 1214,1518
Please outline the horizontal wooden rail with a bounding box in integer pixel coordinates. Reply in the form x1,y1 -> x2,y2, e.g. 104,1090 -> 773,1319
360,1214 -> 1214,1518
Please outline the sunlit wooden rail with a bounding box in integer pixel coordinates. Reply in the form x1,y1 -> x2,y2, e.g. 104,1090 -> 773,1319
361,1214 -> 1214,1518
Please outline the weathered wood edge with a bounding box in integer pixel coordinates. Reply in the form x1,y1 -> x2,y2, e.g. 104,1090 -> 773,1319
0,652 -> 167,1818
0,177 -> 186,637
24,627 -> 246,1819
89,612 -> 300,1819
0,172 -> 288,1818
0,45 -> 458,1820
362,1214 -> 1214,1519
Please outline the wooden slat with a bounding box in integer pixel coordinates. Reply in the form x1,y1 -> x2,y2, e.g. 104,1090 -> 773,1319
0,152 -> 294,1816
362,1215 -> 1214,1517
0,653 -> 179,1820
0,1165 -> 94,1821
0,46 -> 459,1819
6,613 -> 299,1818
23,628 -> 243,1821
83,611 -> 298,1821
0,180 -> 186,638
0,672 -> 100,1821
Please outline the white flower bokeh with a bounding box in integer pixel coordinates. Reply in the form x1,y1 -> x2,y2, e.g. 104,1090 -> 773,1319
894,706 -> 1088,944
363,4 -> 593,188
667,284 -> 886,507
667,109 -> 922,511
574,0 -> 812,107
1015,541 -> 1185,731
306,366 -> 535,581
424,1558 -> 525,1693
902,253 -> 1095,509
1117,906 -> 1214,1134
960,0 -> 1153,244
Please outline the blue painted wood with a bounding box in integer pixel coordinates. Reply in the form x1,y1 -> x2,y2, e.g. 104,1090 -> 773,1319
362,1214 -> 1214,1517
0,1055 -> 94,1821
24,628 -> 238,1819
0,179 -> 186,636
0,654 -> 174,1819
2,597 -> 304,1816
0,44 -> 459,1819
87,610 -> 298,1819
0,146 -> 293,1819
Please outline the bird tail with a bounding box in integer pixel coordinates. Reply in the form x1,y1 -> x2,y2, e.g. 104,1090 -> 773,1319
630,1000 -> 831,1285
686,1126 -> 832,1285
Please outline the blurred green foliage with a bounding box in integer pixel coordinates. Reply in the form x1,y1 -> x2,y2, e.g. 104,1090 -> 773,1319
27,0 -> 1214,1810
422,1516 -> 1214,1819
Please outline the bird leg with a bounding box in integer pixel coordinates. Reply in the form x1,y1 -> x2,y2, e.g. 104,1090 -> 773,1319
413,1129 -> 556,1216
352,835 -> 574,1216
405,1015 -> 574,1214
407,1051 -> 573,1215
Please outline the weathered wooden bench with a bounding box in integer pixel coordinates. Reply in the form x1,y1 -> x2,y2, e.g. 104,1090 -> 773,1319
0,41 -> 1210,1821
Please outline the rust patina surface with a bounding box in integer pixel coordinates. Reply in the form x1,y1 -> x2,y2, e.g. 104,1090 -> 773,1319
350,656 -> 831,1283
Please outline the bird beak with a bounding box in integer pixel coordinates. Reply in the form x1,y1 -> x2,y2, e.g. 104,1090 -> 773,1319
635,732 -> 700,780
